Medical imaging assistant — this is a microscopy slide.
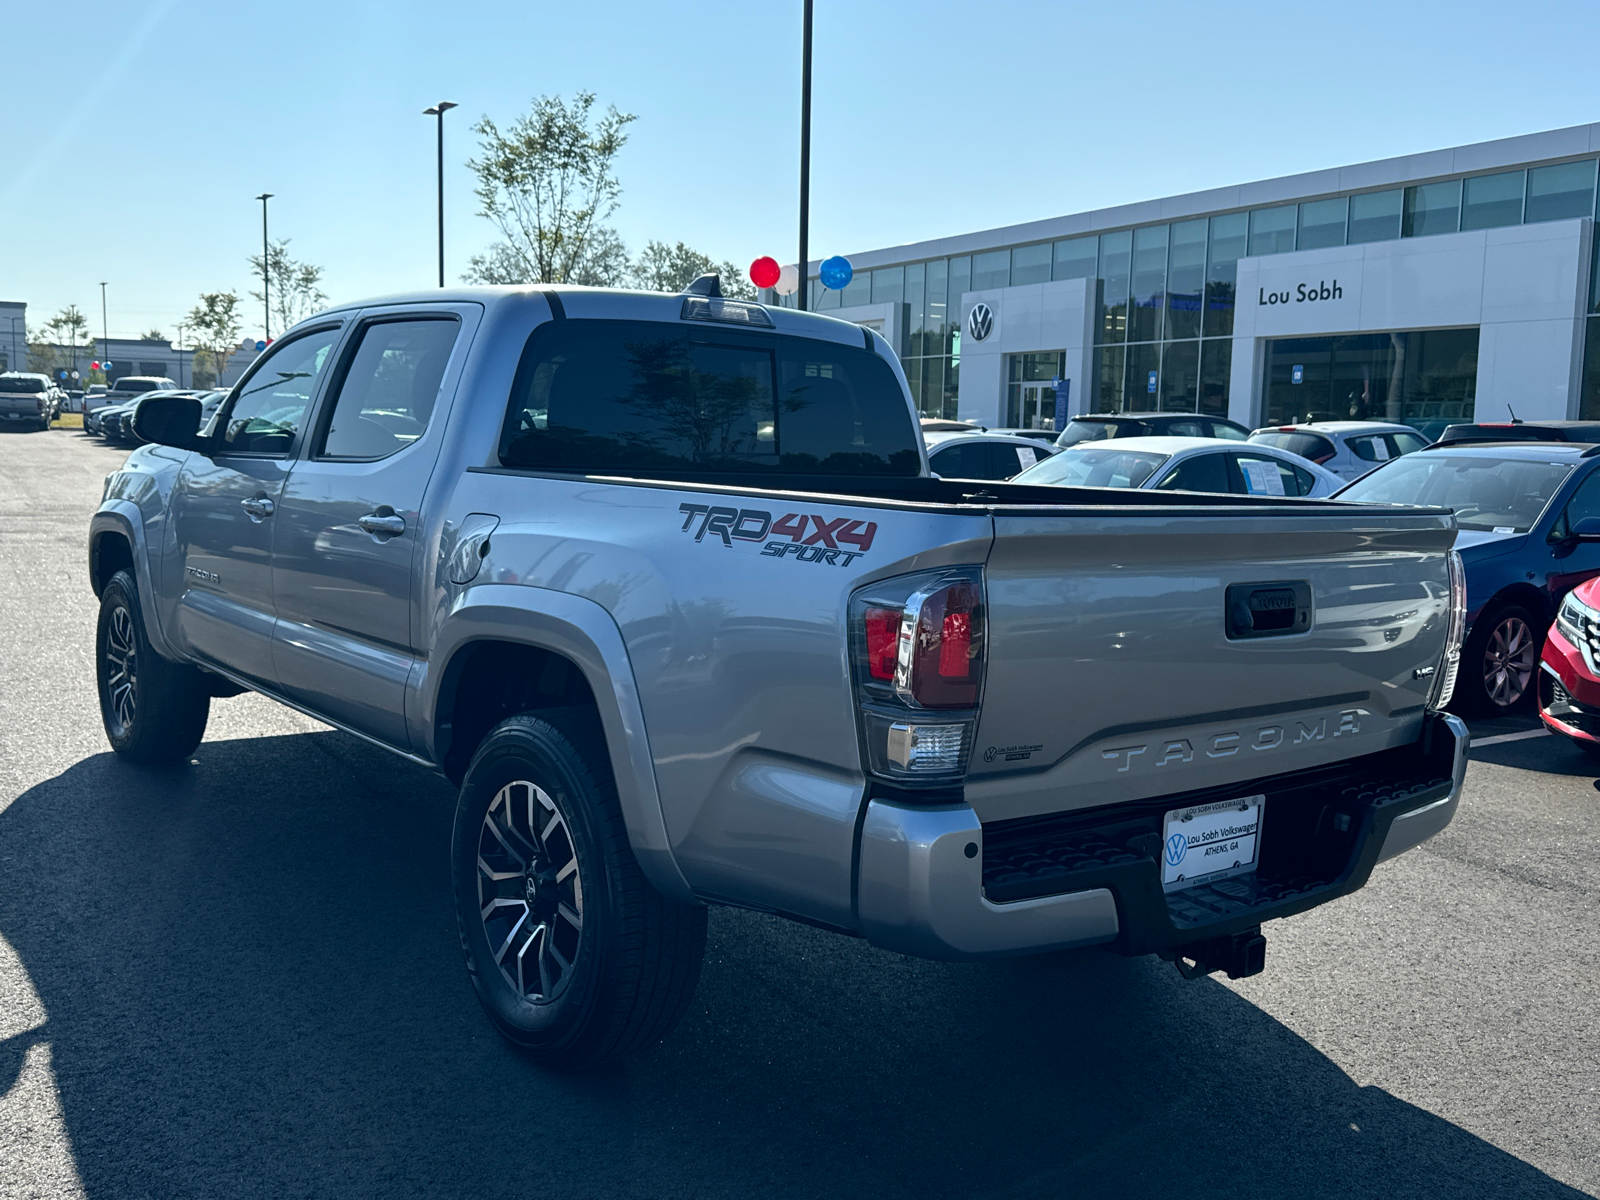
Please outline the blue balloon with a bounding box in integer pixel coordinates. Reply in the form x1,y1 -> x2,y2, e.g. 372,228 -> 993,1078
255,340 -> 267,351
819,255 -> 853,291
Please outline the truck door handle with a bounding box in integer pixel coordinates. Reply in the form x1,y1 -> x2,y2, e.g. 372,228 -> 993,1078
240,496 -> 275,521
359,509 -> 407,538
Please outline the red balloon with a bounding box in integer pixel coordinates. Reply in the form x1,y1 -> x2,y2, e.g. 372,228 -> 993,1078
749,256 -> 781,289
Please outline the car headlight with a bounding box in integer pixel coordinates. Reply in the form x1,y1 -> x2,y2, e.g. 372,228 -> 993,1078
1557,591 -> 1600,675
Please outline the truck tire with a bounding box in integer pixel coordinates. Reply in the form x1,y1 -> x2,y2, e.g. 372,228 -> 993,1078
1458,603 -> 1541,715
95,569 -> 211,763
451,712 -> 706,1068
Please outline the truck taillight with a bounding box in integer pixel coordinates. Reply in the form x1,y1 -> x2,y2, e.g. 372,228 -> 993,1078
864,607 -> 901,680
850,569 -> 985,787
893,578 -> 983,708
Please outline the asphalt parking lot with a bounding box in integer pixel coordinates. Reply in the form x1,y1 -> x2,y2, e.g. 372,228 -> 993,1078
1,427 -> 1595,1200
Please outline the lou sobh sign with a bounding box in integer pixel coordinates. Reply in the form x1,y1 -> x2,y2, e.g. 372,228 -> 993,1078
1259,279 -> 1343,307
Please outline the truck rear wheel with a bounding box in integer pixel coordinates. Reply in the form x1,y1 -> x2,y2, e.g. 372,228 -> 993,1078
451,712 -> 706,1068
95,569 -> 211,762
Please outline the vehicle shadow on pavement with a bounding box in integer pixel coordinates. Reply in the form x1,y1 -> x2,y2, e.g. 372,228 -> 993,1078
0,731 -> 1586,1200
1469,733 -> 1598,776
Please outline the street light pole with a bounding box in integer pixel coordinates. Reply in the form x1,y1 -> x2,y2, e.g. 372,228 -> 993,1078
99,282 -> 108,379
423,102 -> 458,288
176,320 -> 187,388
256,193 -> 273,340
797,0 -> 813,312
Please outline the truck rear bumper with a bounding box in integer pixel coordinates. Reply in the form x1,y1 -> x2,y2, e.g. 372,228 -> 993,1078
856,711 -> 1468,961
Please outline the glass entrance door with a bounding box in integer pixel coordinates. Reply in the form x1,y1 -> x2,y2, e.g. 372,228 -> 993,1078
1019,382 -> 1058,431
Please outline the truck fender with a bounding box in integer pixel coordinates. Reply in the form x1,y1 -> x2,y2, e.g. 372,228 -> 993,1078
89,503 -> 178,660
416,583 -> 696,905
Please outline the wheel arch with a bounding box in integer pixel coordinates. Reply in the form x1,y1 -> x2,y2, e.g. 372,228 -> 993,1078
418,584 -> 694,904
1468,581 -> 1551,641
89,504 -> 177,659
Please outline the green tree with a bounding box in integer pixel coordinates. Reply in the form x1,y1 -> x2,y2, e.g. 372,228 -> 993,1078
185,292 -> 242,389
26,305 -> 95,379
464,91 -> 636,285
631,240 -> 755,299
248,238 -> 329,332
141,329 -> 166,342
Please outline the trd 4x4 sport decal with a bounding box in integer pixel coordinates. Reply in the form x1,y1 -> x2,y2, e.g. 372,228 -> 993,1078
678,503 -> 877,567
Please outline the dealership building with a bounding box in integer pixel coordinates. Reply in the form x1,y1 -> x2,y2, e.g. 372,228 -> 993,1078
766,122 -> 1600,433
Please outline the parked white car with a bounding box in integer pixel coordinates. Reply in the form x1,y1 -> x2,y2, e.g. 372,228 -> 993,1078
1248,421 -> 1430,482
1014,435 -> 1344,497
925,430 -> 1056,480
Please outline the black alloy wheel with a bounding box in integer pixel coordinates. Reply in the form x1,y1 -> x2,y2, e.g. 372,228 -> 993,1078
452,712 -> 705,1068
95,570 -> 211,762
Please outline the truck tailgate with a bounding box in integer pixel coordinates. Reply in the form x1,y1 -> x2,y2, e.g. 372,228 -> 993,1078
966,503 -> 1456,823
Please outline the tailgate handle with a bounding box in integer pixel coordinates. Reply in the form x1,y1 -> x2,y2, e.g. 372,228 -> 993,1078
1226,581 -> 1312,639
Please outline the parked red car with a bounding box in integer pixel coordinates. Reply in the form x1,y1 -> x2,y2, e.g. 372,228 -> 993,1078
1539,575 -> 1600,752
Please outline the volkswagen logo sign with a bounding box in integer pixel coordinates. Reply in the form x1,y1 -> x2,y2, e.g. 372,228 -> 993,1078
966,302 -> 994,342
1164,832 -> 1188,867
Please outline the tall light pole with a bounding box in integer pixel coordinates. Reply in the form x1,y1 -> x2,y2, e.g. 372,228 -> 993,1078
176,320 -> 187,388
255,193 -> 273,340
423,102 -> 458,288
797,0 -> 813,312
99,282 -> 109,378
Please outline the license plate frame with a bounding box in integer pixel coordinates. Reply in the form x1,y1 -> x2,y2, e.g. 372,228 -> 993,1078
1161,794 -> 1265,892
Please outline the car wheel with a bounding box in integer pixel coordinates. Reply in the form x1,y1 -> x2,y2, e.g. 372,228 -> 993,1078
451,711 -> 706,1068
96,569 -> 211,762
1460,604 -> 1541,715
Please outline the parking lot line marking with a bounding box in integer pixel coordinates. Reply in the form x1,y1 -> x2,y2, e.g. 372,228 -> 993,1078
1469,728 -> 1550,748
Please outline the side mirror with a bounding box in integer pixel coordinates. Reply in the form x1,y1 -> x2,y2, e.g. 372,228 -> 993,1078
1572,516 -> 1600,541
132,395 -> 203,450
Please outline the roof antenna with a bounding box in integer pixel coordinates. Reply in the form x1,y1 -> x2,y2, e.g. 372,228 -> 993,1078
1507,406 -> 1520,424
681,273 -> 724,298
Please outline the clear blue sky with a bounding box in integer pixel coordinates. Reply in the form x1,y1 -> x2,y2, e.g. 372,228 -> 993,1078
5,0 -> 1600,341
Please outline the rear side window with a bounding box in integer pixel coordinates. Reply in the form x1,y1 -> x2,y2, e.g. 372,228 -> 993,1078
1347,435 -> 1392,463
1154,451 -> 1230,493
1233,453 -> 1313,496
1250,431 -> 1336,463
0,377 -> 44,393
319,317 -> 458,460
1388,431 -> 1428,456
1205,420 -> 1248,441
499,319 -> 919,476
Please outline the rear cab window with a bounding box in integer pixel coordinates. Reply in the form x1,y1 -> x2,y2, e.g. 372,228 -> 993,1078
499,319 -> 920,476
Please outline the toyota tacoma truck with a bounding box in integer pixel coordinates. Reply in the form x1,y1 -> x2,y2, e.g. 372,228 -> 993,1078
89,279 -> 1470,1067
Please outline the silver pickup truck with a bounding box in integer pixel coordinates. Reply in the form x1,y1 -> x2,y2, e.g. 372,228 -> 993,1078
90,280 -> 1469,1067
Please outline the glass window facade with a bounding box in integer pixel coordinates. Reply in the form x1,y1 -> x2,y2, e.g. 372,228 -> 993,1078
1011,242 -> 1052,286
774,151 -> 1600,426
1348,189 -> 1402,244
1297,197 -> 1347,249
1461,171 -> 1524,230
1249,205 -> 1297,256
1526,160 -> 1597,223
1403,180 -> 1462,237
973,250 -> 1010,291
1053,236 -> 1096,280
1263,329 -> 1478,426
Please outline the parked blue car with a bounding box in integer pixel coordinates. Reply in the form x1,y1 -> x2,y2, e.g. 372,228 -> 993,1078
1335,441 -> 1600,714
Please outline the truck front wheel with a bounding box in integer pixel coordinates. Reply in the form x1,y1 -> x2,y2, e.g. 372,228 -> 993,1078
95,569 -> 211,762
451,713 -> 706,1068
